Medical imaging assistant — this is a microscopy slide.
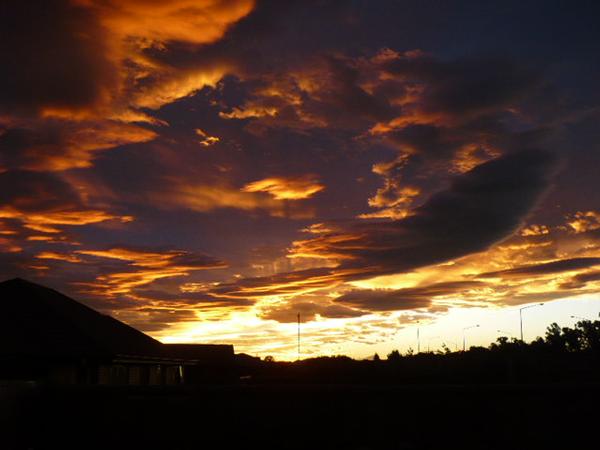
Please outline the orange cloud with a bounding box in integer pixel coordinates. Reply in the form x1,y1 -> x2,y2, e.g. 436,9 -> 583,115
78,270 -> 193,296
26,235 -> 73,243
195,128 -> 220,147
44,0 -> 255,117
156,181 -> 316,218
1,0 -> 255,177
218,56 -> 392,132
361,184 -> 419,220
131,66 -> 231,110
36,251 -> 83,263
10,121 -> 157,171
369,111 -> 448,135
209,267 -> 367,301
450,143 -> 501,173
288,233 -> 365,261
205,150 -> 559,308
261,227 -> 600,319
219,105 -> 279,120
520,224 -> 550,236
566,211 -> 600,234
301,223 -> 336,234
74,246 -> 227,296
242,175 -> 325,200
77,0 -> 255,46
0,207 -> 132,233
91,0 -> 253,113
76,247 -> 221,269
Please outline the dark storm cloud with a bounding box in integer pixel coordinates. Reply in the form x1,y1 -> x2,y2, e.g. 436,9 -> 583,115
214,54 -> 400,134
335,281 -> 484,312
295,149 -> 558,273
0,128 -> 61,169
216,45 -> 547,144
479,257 -> 600,279
114,308 -> 199,333
0,252 -> 35,279
387,124 -> 463,159
0,0 -> 115,115
77,293 -> 142,313
383,54 -> 541,118
0,123 -> 156,171
308,56 -> 396,124
0,170 -> 80,211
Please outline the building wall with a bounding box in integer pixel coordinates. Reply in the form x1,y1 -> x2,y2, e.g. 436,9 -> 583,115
98,363 -> 183,386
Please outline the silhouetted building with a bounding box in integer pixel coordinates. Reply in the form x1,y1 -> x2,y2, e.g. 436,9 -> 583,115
0,278 -> 234,385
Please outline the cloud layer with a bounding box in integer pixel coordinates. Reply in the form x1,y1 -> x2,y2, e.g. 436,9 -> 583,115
2,0 -> 600,358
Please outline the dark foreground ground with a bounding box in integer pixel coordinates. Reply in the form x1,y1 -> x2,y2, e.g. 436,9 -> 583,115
2,382 -> 599,450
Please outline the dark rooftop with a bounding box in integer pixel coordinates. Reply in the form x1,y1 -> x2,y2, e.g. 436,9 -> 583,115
0,278 -> 162,359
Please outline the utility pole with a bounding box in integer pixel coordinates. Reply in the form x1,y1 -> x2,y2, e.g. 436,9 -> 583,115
462,325 -> 480,352
417,321 -> 420,354
297,313 -> 300,361
427,336 -> 440,353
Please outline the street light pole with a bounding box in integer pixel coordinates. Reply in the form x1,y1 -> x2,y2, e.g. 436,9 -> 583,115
462,325 -> 480,352
519,303 -> 544,341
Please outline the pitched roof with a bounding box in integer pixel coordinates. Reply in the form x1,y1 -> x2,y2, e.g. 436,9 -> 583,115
0,278 -> 162,359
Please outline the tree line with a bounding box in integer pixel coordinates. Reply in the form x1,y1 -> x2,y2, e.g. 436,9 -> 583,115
237,320 -> 600,384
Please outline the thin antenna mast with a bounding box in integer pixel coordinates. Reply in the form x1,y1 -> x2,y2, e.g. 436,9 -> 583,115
417,321 -> 420,354
297,313 -> 300,361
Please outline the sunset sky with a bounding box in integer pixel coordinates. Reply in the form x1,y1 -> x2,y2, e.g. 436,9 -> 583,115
2,0 -> 600,359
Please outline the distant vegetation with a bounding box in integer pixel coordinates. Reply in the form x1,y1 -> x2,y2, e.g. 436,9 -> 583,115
236,320 -> 600,384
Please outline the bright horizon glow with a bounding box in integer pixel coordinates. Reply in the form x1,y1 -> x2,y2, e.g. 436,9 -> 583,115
155,293 -> 600,361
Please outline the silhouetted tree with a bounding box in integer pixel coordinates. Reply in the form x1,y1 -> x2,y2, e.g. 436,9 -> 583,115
576,320 -> 600,352
545,322 -> 583,352
233,320 -> 600,385
439,344 -> 451,354
387,350 -> 401,362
